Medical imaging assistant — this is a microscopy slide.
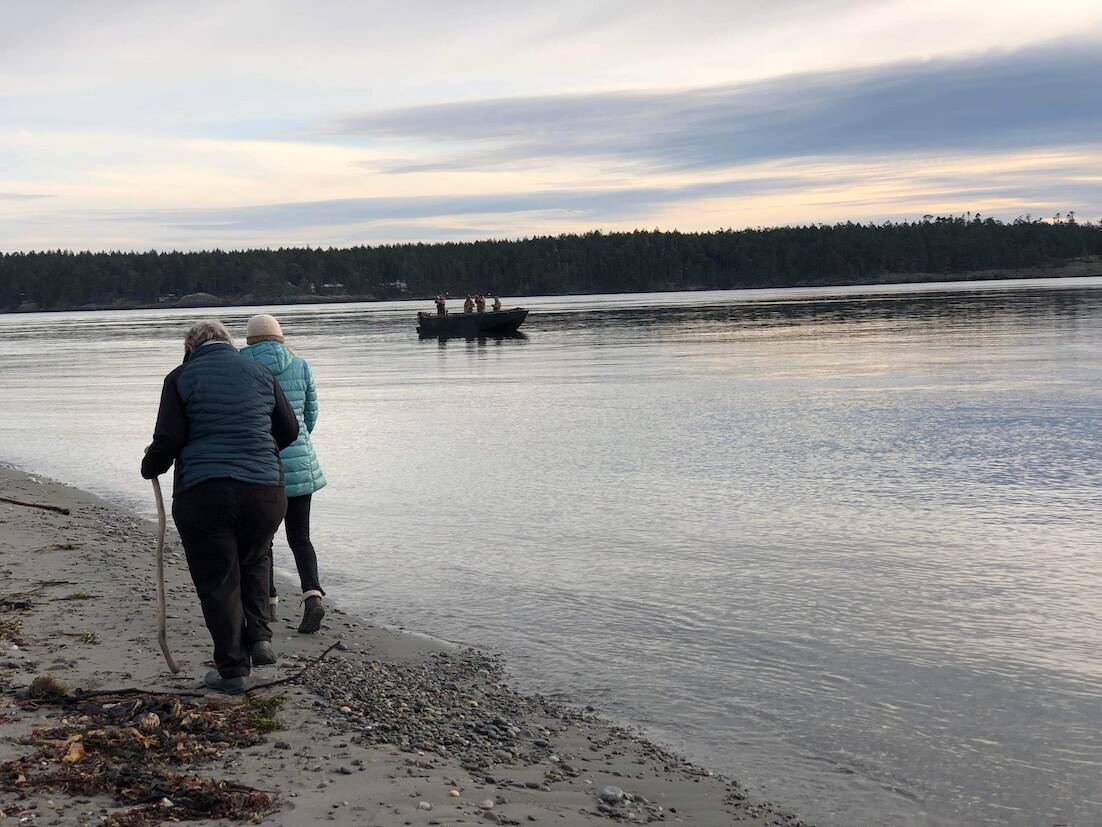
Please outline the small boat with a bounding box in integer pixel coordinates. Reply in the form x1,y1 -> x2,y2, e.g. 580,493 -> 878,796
417,307 -> 528,338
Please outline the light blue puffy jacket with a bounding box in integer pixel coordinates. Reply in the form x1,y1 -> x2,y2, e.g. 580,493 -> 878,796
239,341 -> 326,498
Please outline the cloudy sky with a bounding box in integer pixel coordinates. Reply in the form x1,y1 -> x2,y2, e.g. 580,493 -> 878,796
2,0 -> 1101,251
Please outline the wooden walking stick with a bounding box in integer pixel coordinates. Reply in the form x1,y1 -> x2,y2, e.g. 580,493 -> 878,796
151,476 -> 180,674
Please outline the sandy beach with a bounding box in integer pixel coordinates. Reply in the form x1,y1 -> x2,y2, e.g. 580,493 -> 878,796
0,465 -> 804,826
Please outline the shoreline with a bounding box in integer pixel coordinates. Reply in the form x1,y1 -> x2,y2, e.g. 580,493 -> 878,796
3,259 -> 1101,314
0,465 -> 807,826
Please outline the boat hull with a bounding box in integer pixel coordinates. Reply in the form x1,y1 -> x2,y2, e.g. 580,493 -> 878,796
417,307 -> 528,338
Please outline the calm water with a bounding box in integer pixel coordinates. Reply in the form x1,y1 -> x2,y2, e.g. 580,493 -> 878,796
1,280 -> 1100,826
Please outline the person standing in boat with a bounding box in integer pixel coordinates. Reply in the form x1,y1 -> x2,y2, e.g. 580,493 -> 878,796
434,294 -> 446,315
492,296 -> 502,312
464,295 -> 474,313
240,314 -> 328,635
475,294 -> 486,313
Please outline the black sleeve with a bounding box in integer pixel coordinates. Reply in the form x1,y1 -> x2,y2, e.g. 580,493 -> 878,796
271,380 -> 300,450
141,370 -> 188,479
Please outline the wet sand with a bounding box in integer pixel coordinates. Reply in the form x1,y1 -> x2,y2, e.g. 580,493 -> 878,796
0,465 -> 805,826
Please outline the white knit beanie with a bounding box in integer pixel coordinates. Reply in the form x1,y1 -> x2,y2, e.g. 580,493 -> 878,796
246,314 -> 283,343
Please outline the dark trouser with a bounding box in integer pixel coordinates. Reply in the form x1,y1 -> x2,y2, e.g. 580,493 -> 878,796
173,479 -> 287,678
268,494 -> 324,598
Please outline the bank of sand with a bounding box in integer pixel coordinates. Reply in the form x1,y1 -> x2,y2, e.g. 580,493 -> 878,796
0,467 -> 805,826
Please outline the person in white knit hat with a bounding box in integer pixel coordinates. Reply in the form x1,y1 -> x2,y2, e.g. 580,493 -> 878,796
240,314 -> 328,633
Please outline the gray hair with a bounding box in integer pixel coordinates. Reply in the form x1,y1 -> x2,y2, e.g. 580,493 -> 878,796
184,319 -> 232,351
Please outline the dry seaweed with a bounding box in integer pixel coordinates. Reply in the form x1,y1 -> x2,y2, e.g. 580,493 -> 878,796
0,687 -> 280,825
60,630 -> 99,644
0,619 -> 22,641
10,580 -> 76,598
28,675 -> 68,699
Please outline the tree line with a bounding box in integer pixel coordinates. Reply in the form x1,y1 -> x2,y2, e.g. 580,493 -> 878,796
1,215 -> 1100,311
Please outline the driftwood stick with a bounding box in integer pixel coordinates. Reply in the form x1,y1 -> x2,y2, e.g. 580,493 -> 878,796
59,641 -> 343,701
151,477 -> 180,674
247,641 -> 342,693
0,495 -> 70,515
65,687 -> 207,701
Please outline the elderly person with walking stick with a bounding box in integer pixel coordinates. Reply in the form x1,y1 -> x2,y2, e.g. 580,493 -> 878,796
141,319 -> 299,694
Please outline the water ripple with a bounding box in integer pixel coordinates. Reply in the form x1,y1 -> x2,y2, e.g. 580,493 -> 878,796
0,280 -> 1100,826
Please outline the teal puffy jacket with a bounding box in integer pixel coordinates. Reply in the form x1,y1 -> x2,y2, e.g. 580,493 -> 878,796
240,341 -> 327,498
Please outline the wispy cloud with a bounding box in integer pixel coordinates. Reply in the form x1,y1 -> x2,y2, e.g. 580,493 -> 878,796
102,177 -> 813,232
330,41 -> 1102,174
90,153 -> 1102,240
4,145 -> 1098,252
0,191 -> 51,200
3,3 -> 1102,251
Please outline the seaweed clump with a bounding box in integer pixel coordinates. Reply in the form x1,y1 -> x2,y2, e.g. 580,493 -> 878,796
0,683 -> 281,825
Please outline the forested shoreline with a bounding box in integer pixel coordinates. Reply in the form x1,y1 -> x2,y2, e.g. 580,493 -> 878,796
2,216 -> 1101,312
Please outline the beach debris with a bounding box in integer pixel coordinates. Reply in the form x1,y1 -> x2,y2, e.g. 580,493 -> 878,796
36,542 -> 81,552
0,620 -> 22,642
246,693 -> 284,733
0,495 -> 70,515
61,739 -> 86,764
0,688 -> 280,825
61,630 -> 99,644
10,580 -> 77,599
28,675 -> 68,699
58,591 -> 96,601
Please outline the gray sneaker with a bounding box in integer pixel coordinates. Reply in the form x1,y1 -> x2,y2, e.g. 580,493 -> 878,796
204,670 -> 250,695
250,640 -> 276,666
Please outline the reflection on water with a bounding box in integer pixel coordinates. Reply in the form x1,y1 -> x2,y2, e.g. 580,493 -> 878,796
1,278 -> 1101,827
427,330 -> 530,347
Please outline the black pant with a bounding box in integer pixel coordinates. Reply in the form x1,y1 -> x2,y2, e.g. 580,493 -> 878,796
269,494 -> 324,598
173,479 -> 287,678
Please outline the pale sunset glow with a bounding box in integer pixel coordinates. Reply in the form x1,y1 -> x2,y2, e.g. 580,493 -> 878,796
2,0 -> 1101,251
